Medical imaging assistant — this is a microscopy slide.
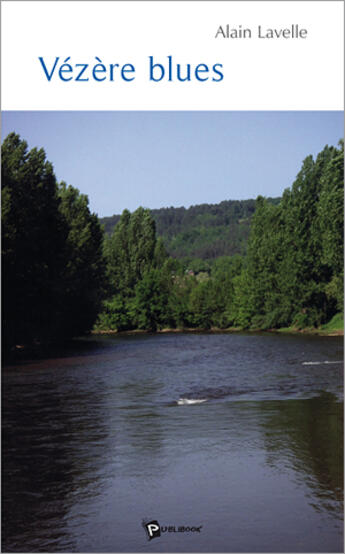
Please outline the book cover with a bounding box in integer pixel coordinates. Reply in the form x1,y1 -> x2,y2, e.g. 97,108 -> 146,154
1,1 -> 344,553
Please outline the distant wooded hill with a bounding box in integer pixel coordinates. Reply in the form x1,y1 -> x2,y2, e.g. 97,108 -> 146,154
100,198 -> 281,260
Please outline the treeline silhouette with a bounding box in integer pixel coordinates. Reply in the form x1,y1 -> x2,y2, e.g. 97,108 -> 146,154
2,133 -> 343,353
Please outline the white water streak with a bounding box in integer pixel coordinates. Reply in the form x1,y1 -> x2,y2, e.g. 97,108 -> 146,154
302,361 -> 343,366
177,398 -> 208,405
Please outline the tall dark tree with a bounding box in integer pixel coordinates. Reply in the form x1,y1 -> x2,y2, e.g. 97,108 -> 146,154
104,209 -> 131,295
100,207 -> 161,330
105,207 -> 157,297
58,182 -> 107,337
318,140 -> 344,311
279,145 -> 342,326
2,133 -> 106,352
233,142 -> 344,330
128,207 -> 156,282
2,133 -> 66,349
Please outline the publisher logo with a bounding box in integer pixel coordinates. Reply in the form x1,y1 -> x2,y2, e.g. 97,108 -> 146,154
142,519 -> 202,540
142,520 -> 161,540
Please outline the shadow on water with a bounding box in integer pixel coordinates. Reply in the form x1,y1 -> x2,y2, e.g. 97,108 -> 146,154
2,379 -> 111,552
3,337 -> 107,366
261,392 -> 343,517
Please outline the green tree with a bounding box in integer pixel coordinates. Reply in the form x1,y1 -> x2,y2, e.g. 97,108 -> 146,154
188,280 -> 214,329
58,182 -> 107,337
132,267 -> 172,331
281,145 -> 341,326
232,142 -> 344,330
128,207 -> 156,283
153,237 -> 168,267
104,208 -> 132,294
95,294 -> 133,332
105,207 -> 157,296
2,133 -> 107,352
2,133 -> 66,349
168,272 -> 195,328
101,207 -> 169,331
234,197 -> 283,328
318,140 -> 344,311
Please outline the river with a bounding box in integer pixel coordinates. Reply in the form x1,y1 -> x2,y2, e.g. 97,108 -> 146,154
2,332 -> 343,552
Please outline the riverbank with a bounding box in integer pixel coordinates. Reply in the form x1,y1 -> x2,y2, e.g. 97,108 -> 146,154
92,319 -> 344,337
6,314 -> 343,364
273,327 -> 343,337
274,313 -> 344,336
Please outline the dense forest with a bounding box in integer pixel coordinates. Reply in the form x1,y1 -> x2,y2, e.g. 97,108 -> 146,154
101,197 -> 281,260
2,133 -> 343,354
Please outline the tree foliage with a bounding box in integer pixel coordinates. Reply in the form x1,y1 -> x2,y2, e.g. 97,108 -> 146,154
58,182 -> 107,336
2,133 -> 106,352
232,142 -> 344,329
101,198 -> 281,260
98,141 -> 343,333
3,133 -> 343,347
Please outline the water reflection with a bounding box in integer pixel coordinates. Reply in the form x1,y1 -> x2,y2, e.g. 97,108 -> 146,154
262,393 -> 343,517
2,376 -> 110,551
107,379 -> 167,477
2,333 -> 343,553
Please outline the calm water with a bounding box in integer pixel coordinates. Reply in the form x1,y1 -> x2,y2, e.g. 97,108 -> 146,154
2,332 -> 344,552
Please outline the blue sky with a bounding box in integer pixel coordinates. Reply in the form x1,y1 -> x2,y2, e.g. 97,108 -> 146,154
2,111 -> 343,217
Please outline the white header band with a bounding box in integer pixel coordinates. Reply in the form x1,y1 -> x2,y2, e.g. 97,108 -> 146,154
1,1 -> 344,110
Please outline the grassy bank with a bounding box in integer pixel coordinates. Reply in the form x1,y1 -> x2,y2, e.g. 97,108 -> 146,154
92,314 -> 344,337
275,313 -> 344,336
320,313 -> 344,335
